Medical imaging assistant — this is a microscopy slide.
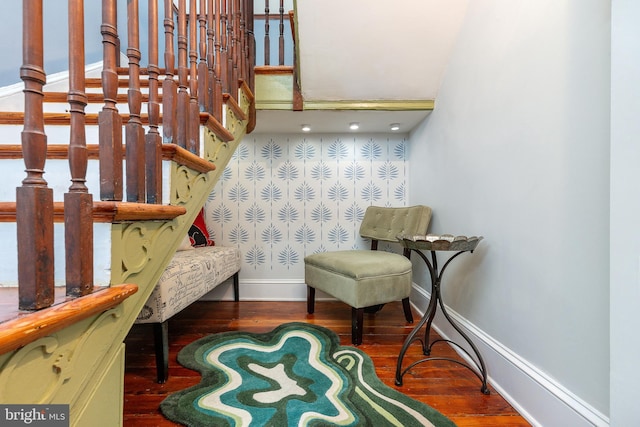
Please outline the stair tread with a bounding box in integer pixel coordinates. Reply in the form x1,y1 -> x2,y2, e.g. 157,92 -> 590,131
0,201 -> 187,223
0,110 -> 200,125
43,92 -> 162,104
0,143 -> 216,173
0,111 -> 234,142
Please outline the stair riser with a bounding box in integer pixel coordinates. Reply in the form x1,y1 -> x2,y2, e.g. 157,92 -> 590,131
0,124 -> 202,146
0,158 -> 172,205
0,222 -> 112,287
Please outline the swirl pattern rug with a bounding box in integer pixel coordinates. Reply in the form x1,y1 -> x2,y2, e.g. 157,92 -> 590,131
160,322 -> 457,427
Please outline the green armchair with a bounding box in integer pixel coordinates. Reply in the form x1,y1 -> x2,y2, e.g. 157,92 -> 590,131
304,205 -> 432,345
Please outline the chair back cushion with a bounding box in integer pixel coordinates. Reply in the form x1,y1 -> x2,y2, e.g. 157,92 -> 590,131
359,205 -> 432,243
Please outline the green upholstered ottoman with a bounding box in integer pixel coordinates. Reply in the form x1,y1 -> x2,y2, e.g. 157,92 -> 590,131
304,250 -> 413,309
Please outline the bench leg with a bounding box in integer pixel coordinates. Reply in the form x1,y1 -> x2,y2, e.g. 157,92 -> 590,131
233,272 -> 239,302
153,322 -> 169,384
307,286 -> 315,314
352,307 -> 364,346
402,297 -> 414,323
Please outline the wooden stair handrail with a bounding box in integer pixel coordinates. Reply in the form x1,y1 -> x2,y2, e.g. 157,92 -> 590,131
0,284 -> 138,355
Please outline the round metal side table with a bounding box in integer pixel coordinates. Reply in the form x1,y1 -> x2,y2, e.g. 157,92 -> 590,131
394,234 -> 489,395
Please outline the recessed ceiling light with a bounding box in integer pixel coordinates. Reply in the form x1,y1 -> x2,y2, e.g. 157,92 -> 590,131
390,123 -> 400,131
349,122 -> 359,130
301,124 -> 311,132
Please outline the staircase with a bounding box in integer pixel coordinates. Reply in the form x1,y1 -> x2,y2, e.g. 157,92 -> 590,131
0,1 -> 254,425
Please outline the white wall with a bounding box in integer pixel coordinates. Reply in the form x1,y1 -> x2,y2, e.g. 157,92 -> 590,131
0,1 -> 162,87
409,1 -> 610,424
610,0 -> 640,424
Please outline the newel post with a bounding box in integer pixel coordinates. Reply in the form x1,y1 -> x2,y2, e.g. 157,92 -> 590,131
18,0 -> 54,310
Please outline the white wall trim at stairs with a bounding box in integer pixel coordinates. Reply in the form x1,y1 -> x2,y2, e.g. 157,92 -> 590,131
0,60 -> 105,98
409,285 -> 610,427
209,279 -> 611,426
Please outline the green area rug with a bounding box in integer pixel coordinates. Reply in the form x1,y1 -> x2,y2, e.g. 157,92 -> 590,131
161,322 -> 457,427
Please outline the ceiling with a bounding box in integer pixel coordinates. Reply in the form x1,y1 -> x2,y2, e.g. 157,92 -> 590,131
295,0 -> 469,102
251,0 -> 468,134
253,109 -> 431,134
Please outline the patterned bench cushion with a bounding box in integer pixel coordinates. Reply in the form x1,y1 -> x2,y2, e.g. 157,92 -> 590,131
136,246 -> 241,324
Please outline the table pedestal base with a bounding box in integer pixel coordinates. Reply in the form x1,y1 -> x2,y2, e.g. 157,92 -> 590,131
395,249 -> 490,395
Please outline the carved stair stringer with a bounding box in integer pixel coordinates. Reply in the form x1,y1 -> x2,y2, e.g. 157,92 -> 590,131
108,86 -> 249,325
0,83 -> 251,426
0,285 -> 138,426
65,89 -> 249,425
82,118 -> 245,424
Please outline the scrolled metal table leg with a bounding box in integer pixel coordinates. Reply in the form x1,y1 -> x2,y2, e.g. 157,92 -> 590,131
395,249 -> 437,385
395,298 -> 435,385
436,286 -> 490,394
395,247 -> 490,394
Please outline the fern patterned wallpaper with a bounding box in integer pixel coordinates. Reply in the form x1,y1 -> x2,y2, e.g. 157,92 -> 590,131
203,133 -> 409,282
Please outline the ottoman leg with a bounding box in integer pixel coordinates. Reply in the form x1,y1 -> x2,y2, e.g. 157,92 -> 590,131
352,307 -> 364,345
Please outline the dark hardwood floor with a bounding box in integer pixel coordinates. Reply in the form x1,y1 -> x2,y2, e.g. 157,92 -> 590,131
124,300 -> 531,426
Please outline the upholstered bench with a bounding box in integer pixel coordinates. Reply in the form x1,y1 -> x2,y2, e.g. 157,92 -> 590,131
135,245 -> 241,382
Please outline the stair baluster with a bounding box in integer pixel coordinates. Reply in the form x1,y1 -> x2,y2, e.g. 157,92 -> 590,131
279,0 -> 285,66
221,0 -> 230,94
237,0 -> 244,84
264,0 -> 270,66
125,0 -> 146,202
66,0 -> 94,297
18,0 -> 55,310
162,0 -> 178,145
228,0 -> 237,97
246,0 -> 257,131
99,0 -> 124,201
237,0 -> 242,88
146,0 -> 163,204
177,0 -> 190,150
206,0 -> 215,116
214,0 -> 224,121
188,0 -> 200,154
198,0 -> 209,115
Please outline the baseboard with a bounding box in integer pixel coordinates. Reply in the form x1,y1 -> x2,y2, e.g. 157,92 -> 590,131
200,278 -> 310,301
409,285 -> 610,427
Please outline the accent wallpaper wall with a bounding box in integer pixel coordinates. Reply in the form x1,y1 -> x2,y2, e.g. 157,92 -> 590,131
204,133 -> 410,281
